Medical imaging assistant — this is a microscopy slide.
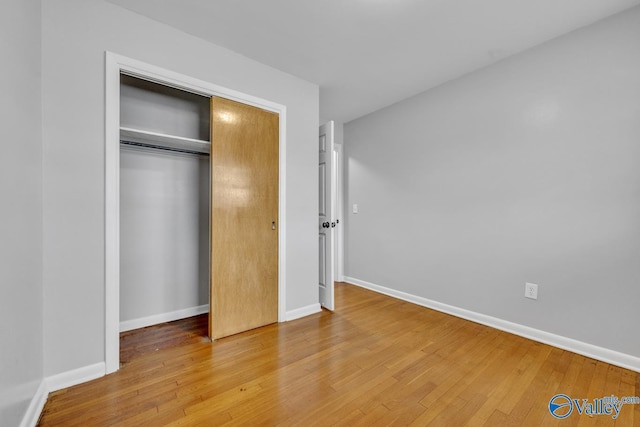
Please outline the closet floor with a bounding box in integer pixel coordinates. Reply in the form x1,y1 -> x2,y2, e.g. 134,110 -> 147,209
119,314 -> 209,365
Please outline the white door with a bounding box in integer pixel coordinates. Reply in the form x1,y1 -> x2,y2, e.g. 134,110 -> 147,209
319,121 -> 335,310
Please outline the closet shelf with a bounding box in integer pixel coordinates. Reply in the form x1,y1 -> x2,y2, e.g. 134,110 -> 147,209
120,127 -> 210,154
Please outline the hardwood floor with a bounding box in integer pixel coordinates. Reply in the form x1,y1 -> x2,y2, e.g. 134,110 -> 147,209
38,283 -> 639,426
119,314 -> 209,365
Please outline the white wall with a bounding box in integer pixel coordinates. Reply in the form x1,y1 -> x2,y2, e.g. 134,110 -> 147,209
42,0 -> 319,378
0,0 -> 44,424
345,6 -> 640,358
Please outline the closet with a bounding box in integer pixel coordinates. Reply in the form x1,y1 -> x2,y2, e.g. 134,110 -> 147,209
119,75 -> 211,332
118,74 -> 279,340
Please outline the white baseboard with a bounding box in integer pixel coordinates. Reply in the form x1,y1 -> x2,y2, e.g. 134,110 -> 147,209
286,303 -> 322,321
120,304 -> 209,332
46,362 -> 106,393
19,380 -> 48,427
344,276 -> 640,373
21,362 -> 106,425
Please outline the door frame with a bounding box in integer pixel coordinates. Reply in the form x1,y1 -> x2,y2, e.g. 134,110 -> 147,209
333,142 -> 345,282
105,52 -> 287,374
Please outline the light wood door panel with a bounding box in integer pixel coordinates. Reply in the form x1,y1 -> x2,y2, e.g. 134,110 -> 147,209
209,97 -> 279,340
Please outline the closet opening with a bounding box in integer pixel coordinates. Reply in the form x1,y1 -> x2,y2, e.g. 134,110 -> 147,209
118,75 -> 211,363
106,52 -> 287,375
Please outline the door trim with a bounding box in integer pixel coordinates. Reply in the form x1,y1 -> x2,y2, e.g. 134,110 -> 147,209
105,51 -> 287,374
334,143 -> 345,282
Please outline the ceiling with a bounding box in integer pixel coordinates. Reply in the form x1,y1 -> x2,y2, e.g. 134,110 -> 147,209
108,0 -> 640,123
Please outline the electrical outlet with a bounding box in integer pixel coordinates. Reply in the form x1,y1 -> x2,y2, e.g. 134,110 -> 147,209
352,203 -> 359,214
525,282 -> 538,300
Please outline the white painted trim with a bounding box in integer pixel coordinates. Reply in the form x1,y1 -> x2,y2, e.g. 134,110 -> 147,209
105,52 -> 120,375
344,276 -> 640,373
19,380 -> 48,427
46,362 -> 106,393
334,143 -> 345,282
278,111 -> 287,324
22,363 -> 107,425
105,51 -> 288,374
120,304 -> 210,332
286,303 -> 322,321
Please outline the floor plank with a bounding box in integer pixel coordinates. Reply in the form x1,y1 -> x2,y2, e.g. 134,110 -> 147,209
38,283 -> 639,426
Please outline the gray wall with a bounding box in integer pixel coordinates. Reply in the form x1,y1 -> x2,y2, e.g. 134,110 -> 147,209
345,6 -> 640,357
120,148 -> 210,324
42,0 -> 319,378
0,0 -> 44,424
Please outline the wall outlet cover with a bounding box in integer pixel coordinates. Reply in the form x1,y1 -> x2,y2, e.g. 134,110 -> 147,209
525,282 -> 538,300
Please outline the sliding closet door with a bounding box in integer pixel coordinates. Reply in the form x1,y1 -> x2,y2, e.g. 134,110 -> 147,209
209,97 -> 279,340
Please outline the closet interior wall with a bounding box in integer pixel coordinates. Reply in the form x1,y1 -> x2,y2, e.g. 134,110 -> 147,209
119,75 -> 210,331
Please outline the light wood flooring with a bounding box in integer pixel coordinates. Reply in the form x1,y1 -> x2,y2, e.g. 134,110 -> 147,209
38,282 -> 639,426
119,313 -> 209,365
